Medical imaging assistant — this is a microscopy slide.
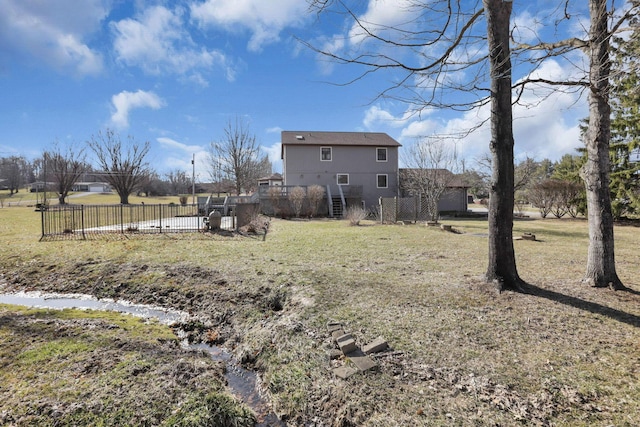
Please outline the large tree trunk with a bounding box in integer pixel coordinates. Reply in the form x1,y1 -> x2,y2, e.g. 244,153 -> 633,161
483,0 -> 523,291
581,0 -> 624,289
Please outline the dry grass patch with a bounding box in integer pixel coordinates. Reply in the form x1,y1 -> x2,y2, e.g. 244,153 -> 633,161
1,208 -> 639,425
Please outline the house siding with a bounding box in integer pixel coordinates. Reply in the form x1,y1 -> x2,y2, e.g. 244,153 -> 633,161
438,187 -> 468,212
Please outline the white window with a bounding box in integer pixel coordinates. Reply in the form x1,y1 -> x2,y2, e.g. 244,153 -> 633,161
376,147 -> 387,162
337,174 -> 349,185
321,147 -> 332,161
377,174 -> 388,188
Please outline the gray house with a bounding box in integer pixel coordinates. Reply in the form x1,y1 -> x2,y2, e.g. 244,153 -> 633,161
281,131 -> 401,213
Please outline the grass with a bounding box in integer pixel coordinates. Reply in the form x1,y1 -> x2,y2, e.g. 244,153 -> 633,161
1,201 -> 640,425
0,305 -> 255,426
0,188 -> 184,207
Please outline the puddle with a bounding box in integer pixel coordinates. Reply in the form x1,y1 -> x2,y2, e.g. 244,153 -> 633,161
0,292 -> 285,427
0,291 -> 189,324
188,343 -> 284,426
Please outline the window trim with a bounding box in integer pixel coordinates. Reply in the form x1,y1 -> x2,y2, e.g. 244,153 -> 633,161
376,174 -> 388,189
376,147 -> 388,162
337,173 -> 349,185
321,147 -> 332,161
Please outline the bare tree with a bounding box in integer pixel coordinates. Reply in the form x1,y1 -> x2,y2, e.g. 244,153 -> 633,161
512,1 -> 640,289
308,1 -> 640,290
401,138 -> 459,222
44,141 -> 87,205
208,117 -> 267,195
581,1 -> 624,289
308,0 -> 523,290
87,129 -> 151,204
165,169 -> 192,195
529,179 -> 583,219
0,156 -> 27,194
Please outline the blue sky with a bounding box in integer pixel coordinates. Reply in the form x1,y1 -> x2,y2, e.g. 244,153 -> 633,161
0,0 -> 595,180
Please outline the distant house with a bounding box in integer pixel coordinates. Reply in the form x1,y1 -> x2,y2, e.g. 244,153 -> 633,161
29,181 -> 55,192
281,131 -> 401,213
72,182 -> 112,193
258,173 -> 283,187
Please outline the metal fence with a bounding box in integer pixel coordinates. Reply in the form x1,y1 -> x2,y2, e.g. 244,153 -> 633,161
40,203 -> 236,240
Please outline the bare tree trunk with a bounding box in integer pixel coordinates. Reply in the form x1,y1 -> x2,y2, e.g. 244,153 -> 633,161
581,0 -> 624,289
483,0 -> 523,291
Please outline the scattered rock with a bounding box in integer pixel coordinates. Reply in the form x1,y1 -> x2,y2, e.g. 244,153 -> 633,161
362,337 -> 388,355
327,322 -> 380,377
345,349 -> 377,372
336,333 -> 358,355
332,366 -> 358,379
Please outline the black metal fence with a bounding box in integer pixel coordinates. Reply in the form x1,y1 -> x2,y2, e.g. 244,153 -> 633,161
40,204 -> 236,240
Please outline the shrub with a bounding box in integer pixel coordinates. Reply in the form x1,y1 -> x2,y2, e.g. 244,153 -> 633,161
267,186 -> 283,217
345,205 -> 366,226
288,186 -> 306,218
307,185 -> 325,217
179,195 -> 188,205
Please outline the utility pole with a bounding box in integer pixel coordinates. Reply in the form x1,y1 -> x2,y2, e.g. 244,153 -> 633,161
191,154 -> 196,205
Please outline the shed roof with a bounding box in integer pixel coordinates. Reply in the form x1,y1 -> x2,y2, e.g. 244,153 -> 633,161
399,168 -> 468,188
258,173 -> 283,181
281,131 -> 400,158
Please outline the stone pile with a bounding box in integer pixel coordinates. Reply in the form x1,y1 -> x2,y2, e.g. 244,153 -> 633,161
327,321 -> 389,379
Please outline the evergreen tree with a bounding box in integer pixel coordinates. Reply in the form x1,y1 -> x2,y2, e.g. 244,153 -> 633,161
609,15 -> 640,218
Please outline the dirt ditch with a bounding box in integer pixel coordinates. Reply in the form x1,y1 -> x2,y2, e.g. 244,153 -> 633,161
0,259 -> 618,426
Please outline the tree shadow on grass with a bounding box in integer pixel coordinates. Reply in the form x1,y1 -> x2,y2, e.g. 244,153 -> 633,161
522,283 -> 640,328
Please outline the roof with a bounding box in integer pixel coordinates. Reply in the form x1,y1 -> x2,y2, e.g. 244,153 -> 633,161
281,131 -> 401,158
399,168 -> 468,188
257,173 -> 283,181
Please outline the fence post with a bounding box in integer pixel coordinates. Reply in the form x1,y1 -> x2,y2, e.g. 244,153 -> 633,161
120,204 -> 124,234
159,204 -> 162,233
395,197 -> 399,222
39,205 -> 45,241
81,205 -> 86,240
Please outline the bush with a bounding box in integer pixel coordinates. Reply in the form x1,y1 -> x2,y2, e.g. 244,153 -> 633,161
288,186 -> 306,218
267,186 -> 283,217
307,185 -> 325,217
345,206 -> 366,226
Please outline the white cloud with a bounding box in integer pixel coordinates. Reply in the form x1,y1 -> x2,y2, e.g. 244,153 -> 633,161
0,0 -> 105,75
110,90 -> 166,129
111,5 -> 234,83
511,11 -> 543,44
363,105 -> 418,130
157,137 -> 202,153
262,142 -> 282,172
190,0 -> 310,52
425,86 -> 585,165
155,137 -> 209,178
347,0 -> 417,45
